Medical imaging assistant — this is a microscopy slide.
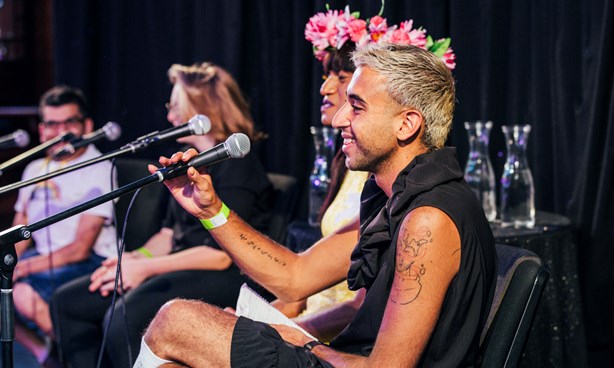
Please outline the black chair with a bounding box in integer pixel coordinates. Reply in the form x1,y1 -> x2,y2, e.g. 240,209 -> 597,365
479,243 -> 550,367
113,158 -> 169,251
266,172 -> 299,243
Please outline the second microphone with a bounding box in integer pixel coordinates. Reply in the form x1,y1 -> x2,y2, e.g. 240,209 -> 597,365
52,121 -> 122,159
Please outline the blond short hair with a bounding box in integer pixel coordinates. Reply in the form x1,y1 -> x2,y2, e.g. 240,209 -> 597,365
352,43 -> 456,150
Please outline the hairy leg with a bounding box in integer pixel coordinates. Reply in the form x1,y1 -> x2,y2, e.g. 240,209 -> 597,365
143,299 -> 237,368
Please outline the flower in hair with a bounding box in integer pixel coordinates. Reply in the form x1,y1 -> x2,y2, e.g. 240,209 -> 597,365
305,6 -> 456,70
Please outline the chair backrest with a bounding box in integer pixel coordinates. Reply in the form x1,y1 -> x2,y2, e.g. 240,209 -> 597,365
479,243 -> 550,367
266,172 -> 299,243
113,158 -> 169,251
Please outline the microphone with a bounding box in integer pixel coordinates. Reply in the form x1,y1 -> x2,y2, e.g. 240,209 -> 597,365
156,114 -> 211,142
155,133 -> 250,181
52,121 -> 122,159
0,129 -> 30,149
124,115 -> 211,149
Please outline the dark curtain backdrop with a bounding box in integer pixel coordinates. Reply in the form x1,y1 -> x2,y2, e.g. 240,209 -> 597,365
53,0 -> 614,365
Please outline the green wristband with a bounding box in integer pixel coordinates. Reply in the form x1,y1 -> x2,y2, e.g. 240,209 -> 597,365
136,247 -> 153,258
199,202 -> 230,230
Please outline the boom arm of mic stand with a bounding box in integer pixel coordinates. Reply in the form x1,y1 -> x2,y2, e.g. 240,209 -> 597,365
0,132 -> 75,176
0,136 -> 163,196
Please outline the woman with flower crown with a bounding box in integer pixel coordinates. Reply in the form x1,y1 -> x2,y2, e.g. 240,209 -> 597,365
273,6 -> 457,340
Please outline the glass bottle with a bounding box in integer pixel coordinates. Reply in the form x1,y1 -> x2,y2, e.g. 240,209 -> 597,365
308,126 -> 337,227
464,121 -> 497,222
500,124 -> 535,228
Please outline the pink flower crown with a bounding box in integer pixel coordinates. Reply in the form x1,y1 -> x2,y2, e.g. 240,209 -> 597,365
305,6 -> 456,70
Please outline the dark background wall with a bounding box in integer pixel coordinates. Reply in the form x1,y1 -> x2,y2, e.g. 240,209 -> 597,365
0,0 -> 612,366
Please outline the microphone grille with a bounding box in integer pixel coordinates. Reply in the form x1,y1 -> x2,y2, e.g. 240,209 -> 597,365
103,121 -> 122,141
13,129 -> 30,148
189,114 -> 212,135
225,133 -> 251,158
61,132 -> 77,142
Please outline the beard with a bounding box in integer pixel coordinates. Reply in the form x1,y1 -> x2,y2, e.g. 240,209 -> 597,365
345,144 -> 394,174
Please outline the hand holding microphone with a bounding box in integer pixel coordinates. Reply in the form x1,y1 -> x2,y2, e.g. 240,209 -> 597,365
149,133 -> 250,219
52,121 -> 122,159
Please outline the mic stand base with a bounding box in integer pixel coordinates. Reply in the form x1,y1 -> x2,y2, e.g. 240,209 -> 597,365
0,225 -> 28,368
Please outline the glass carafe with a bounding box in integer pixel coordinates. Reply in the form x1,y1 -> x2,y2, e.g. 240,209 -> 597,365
500,124 -> 535,228
464,121 -> 497,222
308,126 -> 337,227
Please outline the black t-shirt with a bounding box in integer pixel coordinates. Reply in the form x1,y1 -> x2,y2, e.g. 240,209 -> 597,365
161,151 -> 273,253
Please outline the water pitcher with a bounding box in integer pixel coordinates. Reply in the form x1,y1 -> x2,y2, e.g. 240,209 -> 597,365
464,121 -> 497,221
308,126 -> 337,227
500,124 -> 535,228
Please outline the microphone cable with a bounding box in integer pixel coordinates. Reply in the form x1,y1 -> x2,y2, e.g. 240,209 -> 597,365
44,159 -> 56,362
96,184 -> 143,368
53,156 -> 126,367
114,159 -> 135,368
48,156 -> 78,366
24,160 -> 55,360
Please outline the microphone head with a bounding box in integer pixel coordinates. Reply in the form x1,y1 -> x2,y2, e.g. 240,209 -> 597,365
224,133 -> 251,158
61,132 -> 77,142
13,129 -> 30,148
102,121 -> 122,141
188,114 -> 212,135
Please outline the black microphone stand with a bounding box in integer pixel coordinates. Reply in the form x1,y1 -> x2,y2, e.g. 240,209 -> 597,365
0,130 -> 169,195
0,161 -> 190,368
0,225 -> 21,367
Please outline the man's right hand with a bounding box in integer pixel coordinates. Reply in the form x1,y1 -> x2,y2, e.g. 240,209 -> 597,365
147,149 -> 224,220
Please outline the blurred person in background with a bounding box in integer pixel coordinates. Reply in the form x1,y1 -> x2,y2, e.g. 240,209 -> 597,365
12,85 -> 117,363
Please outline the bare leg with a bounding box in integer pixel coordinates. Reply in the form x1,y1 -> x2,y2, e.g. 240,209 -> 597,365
13,283 -> 53,363
13,282 -> 54,336
143,299 -> 238,368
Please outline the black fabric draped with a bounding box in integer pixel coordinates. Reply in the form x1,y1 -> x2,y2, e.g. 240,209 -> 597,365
52,0 -> 614,365
347,148 -> 465,290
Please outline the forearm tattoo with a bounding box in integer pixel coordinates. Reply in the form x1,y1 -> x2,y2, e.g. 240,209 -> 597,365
239,233 -> 286,266
390,226 -> 432,305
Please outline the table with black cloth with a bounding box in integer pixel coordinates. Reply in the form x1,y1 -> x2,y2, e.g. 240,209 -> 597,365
491,211 -> 587,368
287,211 -> 587,366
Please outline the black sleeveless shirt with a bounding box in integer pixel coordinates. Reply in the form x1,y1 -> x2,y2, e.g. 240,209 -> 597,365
329,148 -> 496,367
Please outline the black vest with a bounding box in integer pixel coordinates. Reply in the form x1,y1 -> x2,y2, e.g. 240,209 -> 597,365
330,148 -> 496,367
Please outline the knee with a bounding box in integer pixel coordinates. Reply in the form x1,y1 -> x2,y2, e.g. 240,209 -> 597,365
13,282 -> 34,308
143,299 -> 192,342
142,300 -> 234,363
